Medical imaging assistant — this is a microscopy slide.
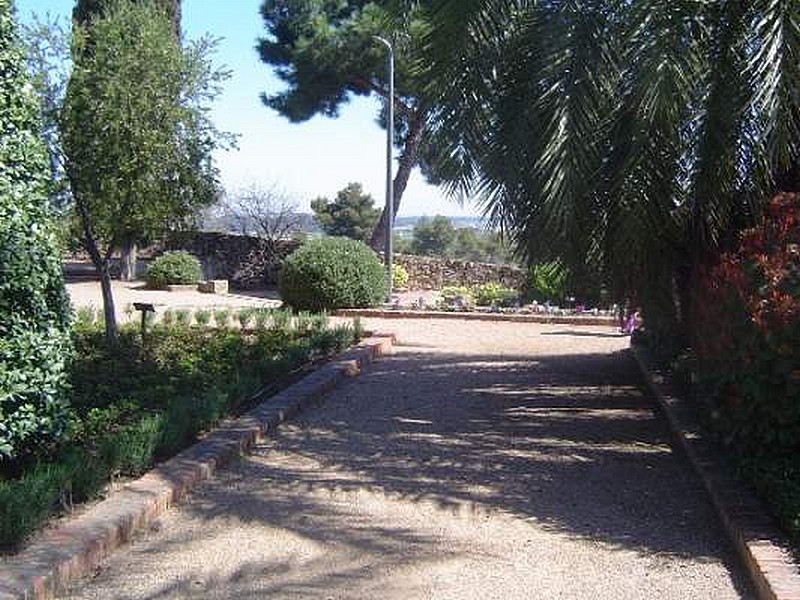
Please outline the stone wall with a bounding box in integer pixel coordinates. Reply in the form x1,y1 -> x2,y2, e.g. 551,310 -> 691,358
165,231 -> 300,290
156,232 -> 523,291
395,254 -> 524,290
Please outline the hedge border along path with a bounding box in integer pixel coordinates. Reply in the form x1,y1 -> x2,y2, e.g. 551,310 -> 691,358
335,308 -> 616,327
0,333 -> 395,600
631,345 -> 800,600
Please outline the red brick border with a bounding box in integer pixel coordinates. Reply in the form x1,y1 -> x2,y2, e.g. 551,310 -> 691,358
631,345 -> 800,600
335,308 -> 616,326
0,334 -> 395,600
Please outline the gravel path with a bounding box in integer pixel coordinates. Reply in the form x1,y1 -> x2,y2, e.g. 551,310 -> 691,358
61,319 -> 752,599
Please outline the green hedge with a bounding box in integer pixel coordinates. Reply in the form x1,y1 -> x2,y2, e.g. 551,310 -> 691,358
280,237 -> 387,311
0,2 -> 72,466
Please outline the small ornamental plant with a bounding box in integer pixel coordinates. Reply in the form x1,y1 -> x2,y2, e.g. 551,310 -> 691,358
393,263 -> 410,290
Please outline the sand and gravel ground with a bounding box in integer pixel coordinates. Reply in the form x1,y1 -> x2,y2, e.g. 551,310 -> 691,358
60,318 -> 753,599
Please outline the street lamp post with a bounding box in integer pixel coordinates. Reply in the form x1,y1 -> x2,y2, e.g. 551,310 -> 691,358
374,35 -> 394,298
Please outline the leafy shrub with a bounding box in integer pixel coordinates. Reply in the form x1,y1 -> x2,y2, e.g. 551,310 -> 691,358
280,237 -> 387,311
213,308 -> 231,328
237,308 -> 255,329
0,463 -> 66,548
174,309 -> 191,327
695,192 -> 800,541
194,309 -> 211,326
526,261 -> 568,304
0,314 -> 361,547
0,4 -> 72,468
146,251 -> 202,287
161,309 -> 175,326
472,282 -> 518,307
393,263 -> 410,289
439,286 -> 474,310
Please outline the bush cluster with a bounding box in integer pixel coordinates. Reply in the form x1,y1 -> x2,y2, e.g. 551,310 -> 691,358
0,314 -> 360,548
440,283 -> 519,309
146,251 -> 203,287
695,192 -> 800,541
280,237 -> 387,311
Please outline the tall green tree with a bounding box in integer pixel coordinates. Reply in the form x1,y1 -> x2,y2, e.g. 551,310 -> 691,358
412,0 -> 800,346
74,0 -> 182,279
0,0 -> 72,466
259,0 -> 452,250
311,182 -> 381,241
74,0 -> 180,36
63,1 -> 231,340
410,215 -> 456,256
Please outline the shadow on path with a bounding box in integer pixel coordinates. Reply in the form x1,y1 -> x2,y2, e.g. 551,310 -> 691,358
66,338 -> 753,599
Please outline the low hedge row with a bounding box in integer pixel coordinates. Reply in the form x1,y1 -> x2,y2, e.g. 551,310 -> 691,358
0,313 -> 361,548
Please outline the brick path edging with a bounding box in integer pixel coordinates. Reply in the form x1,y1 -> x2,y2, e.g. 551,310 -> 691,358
0,334 -> 395,600
631,345 -> 800,600
335,308 -> 616,327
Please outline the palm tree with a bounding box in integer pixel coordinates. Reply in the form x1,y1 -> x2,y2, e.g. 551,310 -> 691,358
409,0 -> 800,345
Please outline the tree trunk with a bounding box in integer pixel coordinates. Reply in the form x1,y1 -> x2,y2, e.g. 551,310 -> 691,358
120,239 -> 138,281
369,111 -> 426,251
98,262 -> 119,340
74,190 -> 119,342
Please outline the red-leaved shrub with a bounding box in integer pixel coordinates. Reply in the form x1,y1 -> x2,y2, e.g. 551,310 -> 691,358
695,193 -> 800,539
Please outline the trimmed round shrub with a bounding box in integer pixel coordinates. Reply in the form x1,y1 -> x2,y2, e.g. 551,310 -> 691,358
280,237 -> 387,311
146,251 -> 202,287
392,263 -> 410,290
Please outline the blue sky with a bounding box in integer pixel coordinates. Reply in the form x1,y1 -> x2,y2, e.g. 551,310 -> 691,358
15,0 -> 479,217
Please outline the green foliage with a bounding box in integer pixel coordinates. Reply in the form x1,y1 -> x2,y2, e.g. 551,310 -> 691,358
161,309 -> 175,327
213,308 -> 230,328
0,1 -> 72,466
526,262 -> 569,304
237,308 -> 255,330
439,286 -> 474,310
311,182 -> 381,241
694,194 -> 800,543
194,309 -> 211,326
146,251 -> 203,287
62,1 -> 231,338
64,2 -> 228,248
414,0 -> 800,342
174,309 -> 191,327
73,0 -> 181,34
411,215 -> 456,256
450,228 -> 514,264
396,217 -> 515,264
471,283 -> 518,307
439,283 -> 518,309
0,462 -> 67,548
0,316 -> 359,547
393,263 -> 409,289
280,237 -> 387,311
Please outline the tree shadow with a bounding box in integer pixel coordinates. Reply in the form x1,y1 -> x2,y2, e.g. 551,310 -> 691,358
541,330 -> 627,339
79,348 -> 754,599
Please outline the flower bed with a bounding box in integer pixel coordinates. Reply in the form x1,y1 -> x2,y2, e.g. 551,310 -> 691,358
0,309 -> 361,549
